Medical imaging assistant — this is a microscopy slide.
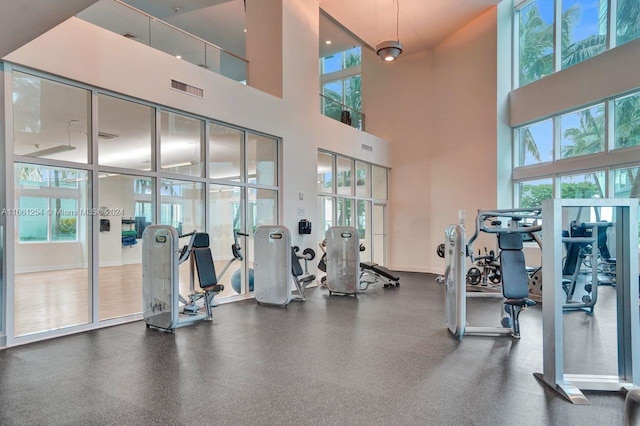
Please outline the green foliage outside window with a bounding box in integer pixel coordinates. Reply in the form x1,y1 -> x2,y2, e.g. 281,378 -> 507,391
520,183 -> 553,208
560,181 -> 602,198
519,0 -> 640,86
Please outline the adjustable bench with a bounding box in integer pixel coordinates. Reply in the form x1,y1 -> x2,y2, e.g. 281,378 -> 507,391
360,262 -> 400,289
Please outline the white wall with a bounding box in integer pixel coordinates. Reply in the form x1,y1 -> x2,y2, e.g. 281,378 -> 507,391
364,8 -> 499,274
3,1 -> 391,271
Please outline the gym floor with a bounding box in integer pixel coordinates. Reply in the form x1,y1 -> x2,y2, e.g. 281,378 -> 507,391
0,273 -> 626,425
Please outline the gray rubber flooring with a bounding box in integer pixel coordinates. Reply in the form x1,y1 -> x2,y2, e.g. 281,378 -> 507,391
0,272 -> 627,425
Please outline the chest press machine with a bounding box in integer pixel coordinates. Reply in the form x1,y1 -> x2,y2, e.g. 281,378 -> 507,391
445,209 -> 539,339
142,225 -> 224,332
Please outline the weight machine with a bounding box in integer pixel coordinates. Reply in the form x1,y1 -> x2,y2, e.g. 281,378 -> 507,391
142,225 -> 223,332
444,209 -> 540,339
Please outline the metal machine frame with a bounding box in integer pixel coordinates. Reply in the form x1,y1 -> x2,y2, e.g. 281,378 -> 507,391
142,225 -> 211,331
325,226 -> 361,296
534,199 -> 639,404
254,225 -> 301,306
445,209 -> 541,340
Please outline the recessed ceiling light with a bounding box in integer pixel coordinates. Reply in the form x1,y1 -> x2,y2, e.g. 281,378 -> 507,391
325,40 -> 332,45
176,55 -> 182,59
244,28 -> 247,33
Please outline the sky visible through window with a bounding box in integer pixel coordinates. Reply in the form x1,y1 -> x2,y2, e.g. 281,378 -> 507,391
533,1 -> 603,41
563,0 -> 603,42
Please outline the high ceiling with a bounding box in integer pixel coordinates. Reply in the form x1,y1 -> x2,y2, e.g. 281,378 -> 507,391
116,0 -> 500,59
319,0 -> 501,56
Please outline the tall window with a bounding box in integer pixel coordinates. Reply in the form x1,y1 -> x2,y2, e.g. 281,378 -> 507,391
617,0 -> 640,46
513,91 -> 640,205
560,103 -> 605,159
320,47 -> 363,129
516,0 -> 639,87
516,119 -> 553,166
560,0 -> 607,70
317,151 -> 388,263
518,0 -> 554,87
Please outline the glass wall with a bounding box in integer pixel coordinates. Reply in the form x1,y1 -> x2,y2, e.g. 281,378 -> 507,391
209,184 -> 244,296
160,111 -> 203,177
209,123 -> 242,181
14,164 -> 91,336
247,133 -> 278,186
8,69 -> 279,342
317,151 -> 388,265
98,94 -> 153,170
13,72 -> 90,163
98,173 -> 154,321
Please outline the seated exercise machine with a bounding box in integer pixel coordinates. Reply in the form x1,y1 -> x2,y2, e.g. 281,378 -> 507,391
444,209 -> 539,339
291,246 -> 316,301
142,225 -> 223,332
318,236 -> 400,290
254,225 -> 316,306
181,229 -> 247,313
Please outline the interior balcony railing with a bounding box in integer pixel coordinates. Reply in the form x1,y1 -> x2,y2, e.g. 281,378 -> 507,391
319,94 -> 365,131
77,0 -> 248,84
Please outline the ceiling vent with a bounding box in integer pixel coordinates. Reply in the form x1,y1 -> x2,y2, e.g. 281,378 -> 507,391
171,79 -> 204,98
361,144 -> 373,152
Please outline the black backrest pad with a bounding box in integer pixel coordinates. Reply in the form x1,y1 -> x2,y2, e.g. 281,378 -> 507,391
596,223 -> 612,260
498,234 -> 529,300
193,247 -> 218,288
291,247 -> 303,277
498,233 -> 523,250
193,233 -> 210,248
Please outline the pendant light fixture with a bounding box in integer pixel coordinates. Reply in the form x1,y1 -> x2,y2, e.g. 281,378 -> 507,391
376,0 -> 402,62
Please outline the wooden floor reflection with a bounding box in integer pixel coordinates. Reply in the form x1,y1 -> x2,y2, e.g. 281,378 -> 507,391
14,260 -> 246,336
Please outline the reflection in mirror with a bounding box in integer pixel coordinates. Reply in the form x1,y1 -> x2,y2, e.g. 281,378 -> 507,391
98,94 -> 154,170
247,133 -> 277,186
561,204 -> 619,376
160,111 -> 203,177
209,123 -> 243,181
13,72 -> 90,164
